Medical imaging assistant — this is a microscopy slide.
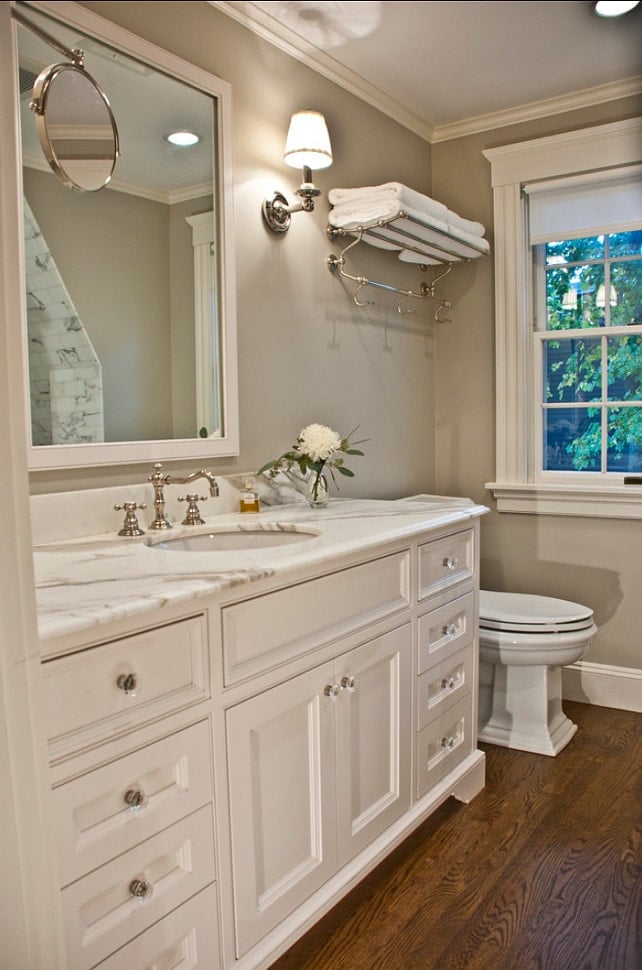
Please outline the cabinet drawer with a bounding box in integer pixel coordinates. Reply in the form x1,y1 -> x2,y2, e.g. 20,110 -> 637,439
62,805 -> 215,970
43,615 -> 209,760
222,551 -> 410,683
418,529 -> 474,601
94,883 -> 220,970
416,694 -> 474,800
53,720 -> 213,887
416,647 -> 473,732
417,593 -> 474,675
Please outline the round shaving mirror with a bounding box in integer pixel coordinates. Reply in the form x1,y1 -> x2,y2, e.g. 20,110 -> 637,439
30,61 -> 120,193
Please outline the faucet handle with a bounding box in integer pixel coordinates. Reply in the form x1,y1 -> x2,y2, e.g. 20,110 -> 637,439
114,502 -> 146,537
178,494 -> 207,526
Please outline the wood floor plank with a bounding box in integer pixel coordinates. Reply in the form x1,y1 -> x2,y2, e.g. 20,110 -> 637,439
269,702 -> 642,970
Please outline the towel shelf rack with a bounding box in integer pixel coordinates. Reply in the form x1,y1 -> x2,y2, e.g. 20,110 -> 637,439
327,233 -> 454,321
326,210 -> 487,320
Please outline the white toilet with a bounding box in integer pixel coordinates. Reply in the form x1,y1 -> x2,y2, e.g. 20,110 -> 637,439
478,590 -> 597,756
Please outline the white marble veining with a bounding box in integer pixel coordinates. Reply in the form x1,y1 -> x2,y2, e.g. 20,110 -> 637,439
33,494 -> 487,643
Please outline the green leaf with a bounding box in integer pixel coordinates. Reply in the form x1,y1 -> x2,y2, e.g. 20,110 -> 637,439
345,448 -> 364,456
336,466 -> 354,477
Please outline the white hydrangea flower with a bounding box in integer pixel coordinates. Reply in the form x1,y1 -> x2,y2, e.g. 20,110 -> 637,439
297,423 -> 342,462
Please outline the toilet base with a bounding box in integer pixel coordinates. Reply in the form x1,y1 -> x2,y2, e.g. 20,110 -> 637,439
478,662 -> 577,757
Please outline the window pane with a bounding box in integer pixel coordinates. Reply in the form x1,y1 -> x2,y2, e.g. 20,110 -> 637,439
544,337 -> 602,403
607,335 -> 642,400
609,230 -> 642,258
545,236 -> 604,265
607,407 -> 642,472
611,260 -> 642,327
543,407 -> 601,471
546,263 -> 605,330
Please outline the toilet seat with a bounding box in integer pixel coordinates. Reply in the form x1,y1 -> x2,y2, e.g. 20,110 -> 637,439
479,591 -> 594,634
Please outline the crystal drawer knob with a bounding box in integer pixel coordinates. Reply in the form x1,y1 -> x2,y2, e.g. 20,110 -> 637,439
340,675 -> 358,693
442,556 -> 458,570
441,677 -> 456,691
324,684 -> 340,699
442,623 -> 458,638
124,787 -> 147,812
117,673 -> 140,697
129,878 -> 153,901
441,735 -> 456,750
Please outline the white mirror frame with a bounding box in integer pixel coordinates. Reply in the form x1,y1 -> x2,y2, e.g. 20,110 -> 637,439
20,1 -> 239,469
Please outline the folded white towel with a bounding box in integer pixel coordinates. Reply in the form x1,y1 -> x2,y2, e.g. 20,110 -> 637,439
398,250 -> 444,266
446,209 -> 485,238
328,201 -> 489,260
329,182 -> 449,223
329,182 -> 486,240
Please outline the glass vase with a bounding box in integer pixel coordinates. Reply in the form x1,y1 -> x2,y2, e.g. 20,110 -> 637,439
307,471 -> 330,508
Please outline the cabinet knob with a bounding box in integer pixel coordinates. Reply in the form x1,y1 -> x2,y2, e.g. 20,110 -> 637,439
124,787 -> 147,812
116,673 -> 140,697
442,555 -> 458,570
441,677 -> 456,691
324,683 -> 340,700
441,735 -> 456,750
442,623 -> 458,639
340,675 -> 358,693
129,878 -> 153,901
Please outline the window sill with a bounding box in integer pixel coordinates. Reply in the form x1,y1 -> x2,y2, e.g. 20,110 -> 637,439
485,482 -> 642,519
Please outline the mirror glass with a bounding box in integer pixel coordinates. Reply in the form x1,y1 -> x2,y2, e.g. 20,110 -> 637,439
16,3 -> 238,468
32,61 -> 119,192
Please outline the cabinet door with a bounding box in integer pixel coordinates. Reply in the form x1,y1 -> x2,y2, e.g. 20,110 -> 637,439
335,624 -> 411,862
226,663 -> 337,958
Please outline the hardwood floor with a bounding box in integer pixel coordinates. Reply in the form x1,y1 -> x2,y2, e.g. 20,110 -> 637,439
269,702 -> 642,970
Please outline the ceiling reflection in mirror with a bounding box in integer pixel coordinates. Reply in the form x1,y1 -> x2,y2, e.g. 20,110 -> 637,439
17,5 -> 233,462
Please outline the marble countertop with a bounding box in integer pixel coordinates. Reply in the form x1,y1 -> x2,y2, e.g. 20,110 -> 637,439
34,495 -> 488,642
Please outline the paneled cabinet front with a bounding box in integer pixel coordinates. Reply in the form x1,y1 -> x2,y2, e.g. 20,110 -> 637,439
225,623 -> 411,957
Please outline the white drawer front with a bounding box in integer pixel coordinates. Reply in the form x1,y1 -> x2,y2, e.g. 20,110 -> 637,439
62,805 -> 215,970
418,529 -> 474,601
417,647 -> 474,732
417,592 -> 474,675
43,615 -> 209,760
54,720 -> 213,887
222,551 -> 410,683
93,883 -> 220,970
416,694 -> 474,800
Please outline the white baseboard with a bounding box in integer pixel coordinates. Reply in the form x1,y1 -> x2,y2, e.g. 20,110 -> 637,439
562,661 -> 642,713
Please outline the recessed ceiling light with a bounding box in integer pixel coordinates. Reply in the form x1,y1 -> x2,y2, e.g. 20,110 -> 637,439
594,1 -> 640,16
165,130 -> 201,147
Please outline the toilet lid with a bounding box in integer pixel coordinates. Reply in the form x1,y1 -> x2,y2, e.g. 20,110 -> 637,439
479,591 -> 594,633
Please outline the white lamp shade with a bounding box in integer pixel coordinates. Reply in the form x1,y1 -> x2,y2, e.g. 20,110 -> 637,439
283,110 -> 332,171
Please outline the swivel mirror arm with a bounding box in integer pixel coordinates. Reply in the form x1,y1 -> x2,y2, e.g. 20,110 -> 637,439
11,3 -> 85,67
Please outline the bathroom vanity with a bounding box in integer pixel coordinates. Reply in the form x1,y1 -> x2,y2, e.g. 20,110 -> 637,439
34,494 -> 487,970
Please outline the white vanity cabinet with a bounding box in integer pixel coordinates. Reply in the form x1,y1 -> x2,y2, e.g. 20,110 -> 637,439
35,506 -> 485,970
226,623 -> 411,956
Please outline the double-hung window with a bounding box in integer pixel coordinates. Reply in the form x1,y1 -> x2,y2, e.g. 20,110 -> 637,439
484,118 -> 642,519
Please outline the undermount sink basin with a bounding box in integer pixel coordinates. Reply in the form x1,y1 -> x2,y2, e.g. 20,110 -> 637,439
147,526 -> 319,552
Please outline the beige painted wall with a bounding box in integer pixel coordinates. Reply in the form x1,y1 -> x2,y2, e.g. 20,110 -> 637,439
30,0 -> 435,497
431,96 -> 642,670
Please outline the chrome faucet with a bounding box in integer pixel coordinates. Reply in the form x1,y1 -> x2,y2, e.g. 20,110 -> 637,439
148,462 -> 219,530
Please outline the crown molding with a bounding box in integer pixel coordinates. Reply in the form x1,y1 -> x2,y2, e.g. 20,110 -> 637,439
207,1 -> 434,142
209,3 -> 642,147
431,76 -> 642,143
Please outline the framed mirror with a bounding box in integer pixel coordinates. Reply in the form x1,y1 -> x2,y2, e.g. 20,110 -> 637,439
16,1 -> 239,469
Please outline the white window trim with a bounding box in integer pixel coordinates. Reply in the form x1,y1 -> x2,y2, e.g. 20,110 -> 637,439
483,117 -> 642,520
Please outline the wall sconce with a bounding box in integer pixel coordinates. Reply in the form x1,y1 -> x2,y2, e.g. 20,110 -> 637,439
262,110 -> 332,234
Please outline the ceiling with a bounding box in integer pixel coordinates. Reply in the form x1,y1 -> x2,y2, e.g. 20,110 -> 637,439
212,0 -> 642,140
